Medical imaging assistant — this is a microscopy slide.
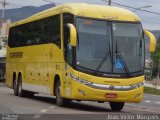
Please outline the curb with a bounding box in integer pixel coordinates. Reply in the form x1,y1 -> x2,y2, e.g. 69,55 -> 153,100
144,83 -> 160,90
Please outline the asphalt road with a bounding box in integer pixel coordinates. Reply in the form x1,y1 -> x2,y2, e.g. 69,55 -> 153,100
0,82 -> 160,120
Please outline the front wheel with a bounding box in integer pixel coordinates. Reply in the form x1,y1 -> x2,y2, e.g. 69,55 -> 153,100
110,102 -> 125,111
55,81 -> 69,106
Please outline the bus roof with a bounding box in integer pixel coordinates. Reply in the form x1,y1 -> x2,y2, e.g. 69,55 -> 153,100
11,3 -> 141,27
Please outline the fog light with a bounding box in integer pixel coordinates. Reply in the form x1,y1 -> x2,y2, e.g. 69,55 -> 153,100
134,93 -> 141,99
78,89 -> 86,96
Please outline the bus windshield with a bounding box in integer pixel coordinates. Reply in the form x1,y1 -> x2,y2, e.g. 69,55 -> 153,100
76,18 -> 144,75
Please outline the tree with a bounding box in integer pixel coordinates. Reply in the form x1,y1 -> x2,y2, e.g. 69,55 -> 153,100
151,36 -> 160,77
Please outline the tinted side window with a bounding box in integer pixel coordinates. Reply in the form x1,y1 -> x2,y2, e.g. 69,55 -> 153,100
63,13 -> 74,65
63,13 -> 74,45
8,26 -> 26,47
8,15 -> 61,48
8,28 -> 15,47
50,15 -> 61,48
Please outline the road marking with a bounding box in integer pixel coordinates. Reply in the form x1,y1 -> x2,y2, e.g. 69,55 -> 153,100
156,102 -> 160,104
48,106 -> 56,109
145,100 -> 151,103
40,109 -> 48,113
33,114 -> 41,119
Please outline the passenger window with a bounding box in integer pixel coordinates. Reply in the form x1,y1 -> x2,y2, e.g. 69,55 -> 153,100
8,15 -> 61,48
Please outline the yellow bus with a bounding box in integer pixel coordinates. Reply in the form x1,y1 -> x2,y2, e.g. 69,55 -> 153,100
6,3 -> 156,111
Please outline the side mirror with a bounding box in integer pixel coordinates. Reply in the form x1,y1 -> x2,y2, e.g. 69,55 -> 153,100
67,23 -> 77,47
144,30 -> 156,52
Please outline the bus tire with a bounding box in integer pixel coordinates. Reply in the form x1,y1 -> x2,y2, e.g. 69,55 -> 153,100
109,102 -> 125,111
55,80 -> 68,106
17,75 -> 24,97
13,79 -> 18,96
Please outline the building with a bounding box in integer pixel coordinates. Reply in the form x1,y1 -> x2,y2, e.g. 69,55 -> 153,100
0,19 -> 11,81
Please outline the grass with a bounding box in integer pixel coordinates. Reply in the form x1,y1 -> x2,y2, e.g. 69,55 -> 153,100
144,86 -> 160,95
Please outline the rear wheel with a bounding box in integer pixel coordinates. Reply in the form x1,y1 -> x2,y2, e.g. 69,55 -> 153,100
18,75 -> 24,97
110,102 -> 125,111
55,80 -> 69,106
13,80 -> 18,96
17,75 -> 34,97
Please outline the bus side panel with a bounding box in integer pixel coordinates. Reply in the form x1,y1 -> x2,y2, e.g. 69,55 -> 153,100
21,45 -> 49,94
23,62 -> 45,93
47,44 -> 65,96
6,47 -> 18,88
5,62 -> 14,88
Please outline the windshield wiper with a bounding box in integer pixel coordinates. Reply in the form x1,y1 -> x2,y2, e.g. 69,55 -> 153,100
94,39 -> 112,74
115,40 -> 130,74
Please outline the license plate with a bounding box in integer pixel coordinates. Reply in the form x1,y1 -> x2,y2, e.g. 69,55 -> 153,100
105,93 -> 117,99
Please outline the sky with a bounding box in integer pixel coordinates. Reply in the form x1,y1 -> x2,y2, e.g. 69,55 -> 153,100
0,0 -> 160,30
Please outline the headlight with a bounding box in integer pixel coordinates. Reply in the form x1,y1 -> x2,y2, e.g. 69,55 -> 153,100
71,74 -> 93,85
130,82 -> 144,88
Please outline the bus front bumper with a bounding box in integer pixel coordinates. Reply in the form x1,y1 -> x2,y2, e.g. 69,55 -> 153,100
71,80 -> 143,103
